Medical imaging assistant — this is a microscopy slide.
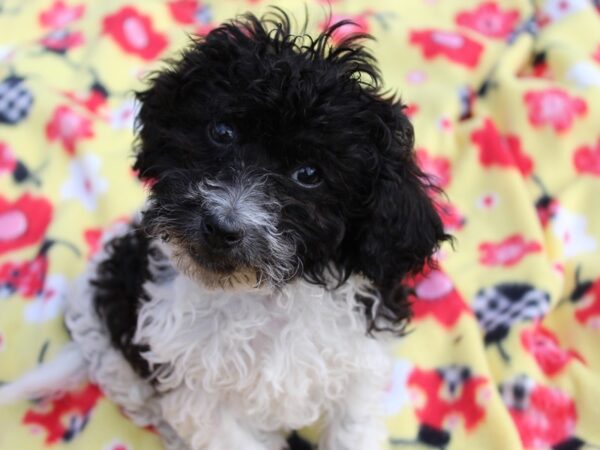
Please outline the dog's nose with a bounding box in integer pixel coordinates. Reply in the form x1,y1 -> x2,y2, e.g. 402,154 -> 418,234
201,215 -> 244,249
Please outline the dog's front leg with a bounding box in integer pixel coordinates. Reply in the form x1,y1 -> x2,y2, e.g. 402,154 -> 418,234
319,374 -> 388,450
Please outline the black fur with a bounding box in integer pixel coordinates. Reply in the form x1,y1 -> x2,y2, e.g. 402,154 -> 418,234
134,9 -> 450,334
91,226 -> 153,378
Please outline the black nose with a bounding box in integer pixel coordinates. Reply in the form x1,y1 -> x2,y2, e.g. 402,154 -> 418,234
201,215 -> 244,249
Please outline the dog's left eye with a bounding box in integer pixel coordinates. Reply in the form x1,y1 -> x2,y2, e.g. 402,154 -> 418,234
208,122 -> 236,145
291,166 -> 322,188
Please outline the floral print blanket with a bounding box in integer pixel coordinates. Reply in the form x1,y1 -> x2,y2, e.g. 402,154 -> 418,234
1,1 -> 600,449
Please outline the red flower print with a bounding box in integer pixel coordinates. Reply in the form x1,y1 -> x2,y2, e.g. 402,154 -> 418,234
0,142 -> 17,174
0,194 -> 52,255
524,88 -> 587,133
571,274 -> 600,329
408,268 -> 469,328
455,2 -> 520,39
40,30 -> 84,52
471,119 -> 533,176
408,366 -> 488,432
476,192 -> 499,210
535,193 -> 559,228
594,45 -> 600,64
416,149 -> 451,188
320,13 -> 370,45
404,103 -> 419,118
168,0 -> 201,24
167,1 -> 214,35
84,228 -> 102,259
102,7 -> 168,61
107,443 -> 130,450
45,105 -> 93,155
573,138 -> 600,176
479,234 -> 542,267
23,383 -> 102,444
83,219 -> 129,259
436,200 -> 465,233
410,29 -> 483,68
64,85 -> 109,115
518,52 -> 553,80
504,379 -> 577,449
39,1 -> 85,29
0,254 -> 48,298
521,323 -> 583,377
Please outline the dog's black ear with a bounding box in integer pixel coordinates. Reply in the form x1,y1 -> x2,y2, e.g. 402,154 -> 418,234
133,67 -> 187,181
349,99 -> 451,333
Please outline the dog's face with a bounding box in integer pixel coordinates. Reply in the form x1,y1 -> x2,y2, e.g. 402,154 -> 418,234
134,11 -> 449,330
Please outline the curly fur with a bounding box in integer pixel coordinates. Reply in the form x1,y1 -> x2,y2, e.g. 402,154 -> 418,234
135,8 -> 450,333
0,9 -> 450,450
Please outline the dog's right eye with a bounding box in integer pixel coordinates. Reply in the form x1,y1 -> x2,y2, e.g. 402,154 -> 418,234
208,122 -> 236,145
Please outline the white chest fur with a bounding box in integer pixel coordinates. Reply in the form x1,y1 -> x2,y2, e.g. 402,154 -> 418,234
65,232 -> 392,450
134,274 -> 391,432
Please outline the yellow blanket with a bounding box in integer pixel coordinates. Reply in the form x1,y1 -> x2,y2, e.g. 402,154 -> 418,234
1,0 -> 600,449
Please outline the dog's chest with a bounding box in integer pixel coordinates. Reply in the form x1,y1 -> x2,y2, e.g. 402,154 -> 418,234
134,275 -> 385,426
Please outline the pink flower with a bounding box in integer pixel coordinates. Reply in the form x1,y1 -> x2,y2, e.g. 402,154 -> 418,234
436,200 -> 465,233
477,192 -> 499,210
404,103 -> 419,118
0,142 -> 17,175
45,105 -> 94,155
594,45 -> 600,64
167,0 -> 214,35
573,138 -> 600,176
524,88 -> 587,133
410,29 -> 483,68
456,2 -> 520,39
102,7 -> 168,61
471,119 -> 533,176
479,234 -> 542,267
416,149 -> 451,188
409,268 -> 469,328
40,30 -> 84,52
168,0 -> 200,24
521,323 -> 583,377
0,194 -> 53,255
105,442 -> 131,450
39,1 -> 85,29
320,13 -> 370,45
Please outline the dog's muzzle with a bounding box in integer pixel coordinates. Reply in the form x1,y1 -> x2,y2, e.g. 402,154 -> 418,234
159,174 -> 297,288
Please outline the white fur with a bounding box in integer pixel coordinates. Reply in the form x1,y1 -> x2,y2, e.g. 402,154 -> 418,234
0,343 -> 86,404
4,227 -> 393,450
134,261 -> 391,449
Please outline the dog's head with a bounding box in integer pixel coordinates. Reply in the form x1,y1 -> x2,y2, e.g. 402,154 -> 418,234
134,10 -> 450,331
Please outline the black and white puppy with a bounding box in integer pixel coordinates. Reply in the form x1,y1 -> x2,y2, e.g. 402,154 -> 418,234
0,10 -> 449,450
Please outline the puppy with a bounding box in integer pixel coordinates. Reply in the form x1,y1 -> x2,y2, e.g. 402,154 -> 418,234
0,10 -> 449,450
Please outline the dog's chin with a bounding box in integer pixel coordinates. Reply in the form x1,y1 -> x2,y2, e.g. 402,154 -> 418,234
170,244 -> 262,291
